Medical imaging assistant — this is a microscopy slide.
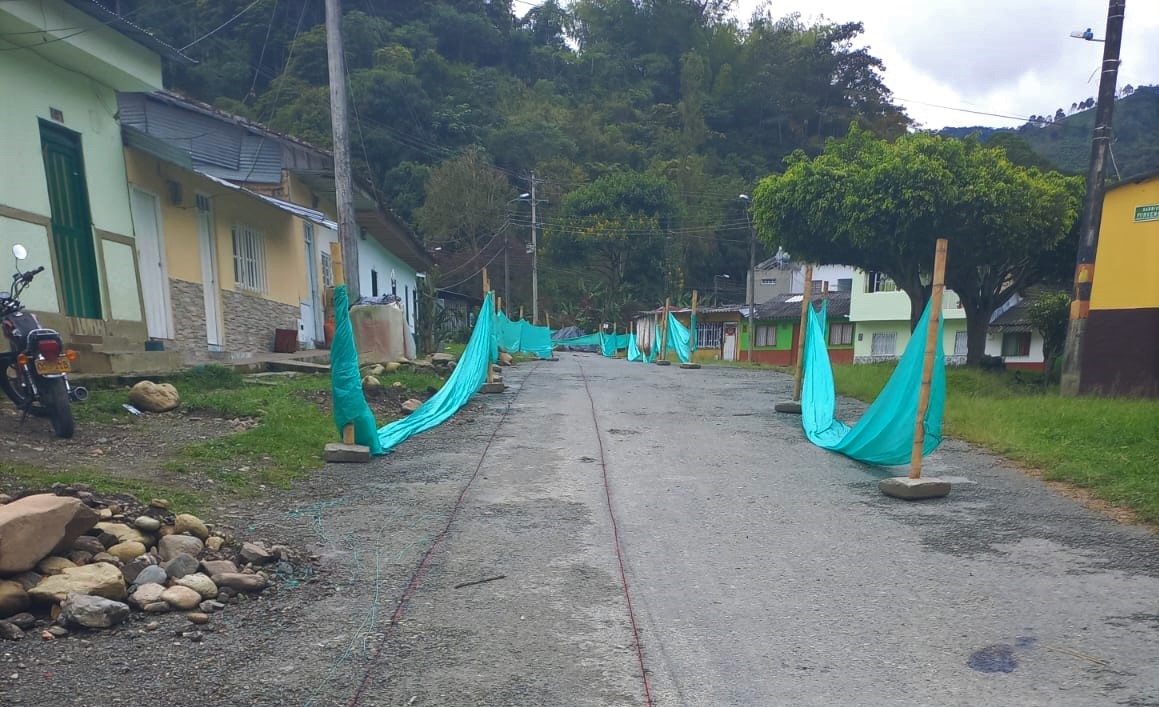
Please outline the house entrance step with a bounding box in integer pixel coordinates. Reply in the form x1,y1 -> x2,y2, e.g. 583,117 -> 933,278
70,350 -> 184,375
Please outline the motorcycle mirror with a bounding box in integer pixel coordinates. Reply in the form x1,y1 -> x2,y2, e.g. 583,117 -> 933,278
12,244 -> 27,261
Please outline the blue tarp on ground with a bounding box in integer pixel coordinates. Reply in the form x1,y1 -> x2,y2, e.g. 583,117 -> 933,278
801,298 -> 946,466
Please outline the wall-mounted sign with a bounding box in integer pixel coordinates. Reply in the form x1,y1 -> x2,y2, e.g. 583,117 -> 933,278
1135,204 -> 1159,222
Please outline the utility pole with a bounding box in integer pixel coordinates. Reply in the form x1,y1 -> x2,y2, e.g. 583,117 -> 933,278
503,232 -> 509,318
740,194 -> 756,364
325,0 -> 359,301
530,171 -> 539,325
1060,0 -> 1125,396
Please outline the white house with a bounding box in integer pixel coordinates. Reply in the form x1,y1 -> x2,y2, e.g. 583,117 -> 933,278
848,269 -> 969,364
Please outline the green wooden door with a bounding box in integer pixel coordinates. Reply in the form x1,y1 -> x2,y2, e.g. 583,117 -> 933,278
39,121 -> 101,319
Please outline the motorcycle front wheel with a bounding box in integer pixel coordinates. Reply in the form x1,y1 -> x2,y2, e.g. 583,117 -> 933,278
39,377 -> 75,438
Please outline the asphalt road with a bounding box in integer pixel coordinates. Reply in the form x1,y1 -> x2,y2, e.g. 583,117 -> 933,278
288,351 -> 1158,707
10,351 -> 1155,707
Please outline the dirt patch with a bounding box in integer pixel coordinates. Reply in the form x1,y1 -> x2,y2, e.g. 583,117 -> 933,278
295,382 -> 435,421
0,404 -> 251,484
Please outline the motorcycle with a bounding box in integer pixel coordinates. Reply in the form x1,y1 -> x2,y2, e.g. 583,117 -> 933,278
0,244 -> 86,438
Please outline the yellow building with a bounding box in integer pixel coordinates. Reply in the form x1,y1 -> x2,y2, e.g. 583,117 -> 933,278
1083,170 -> 1159,397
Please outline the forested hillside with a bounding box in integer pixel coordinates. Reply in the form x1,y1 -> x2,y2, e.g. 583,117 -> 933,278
940,85 -> 1159,179
113,0 -> 912,325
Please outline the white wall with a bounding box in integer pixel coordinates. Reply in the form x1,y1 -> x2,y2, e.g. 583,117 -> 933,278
359,235 -> 418,335
984,329 -> 1045,366
790,264 -> 857,294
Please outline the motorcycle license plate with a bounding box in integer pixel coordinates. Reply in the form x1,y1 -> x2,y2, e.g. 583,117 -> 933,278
34,358 -> 70,374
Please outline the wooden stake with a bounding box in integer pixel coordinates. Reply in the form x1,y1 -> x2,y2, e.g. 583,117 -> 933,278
545,311 -> 551,329
519,306 -> 524,321
910,239 -> 948,479
496,295 -> 503,315
690,290 -> 699,356
330,242 -> 345,286
792,266 -> 813,401
660,298 -> 671,359
342,423 -> 355,445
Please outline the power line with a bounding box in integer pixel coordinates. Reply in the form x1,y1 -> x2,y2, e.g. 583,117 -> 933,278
180,0 -> 266,51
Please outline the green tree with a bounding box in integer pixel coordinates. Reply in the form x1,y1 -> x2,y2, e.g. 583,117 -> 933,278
1026,290 -> 1072,389
752,126 -> 1082,365
415,147 -> 513,255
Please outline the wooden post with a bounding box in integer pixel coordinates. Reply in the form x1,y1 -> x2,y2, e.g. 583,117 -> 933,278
519,306 -> 525,321
660,298 -> 671,359
545,311 -> 551,329
342,424 -> 355,445
497,296 -> 503,315
330,242 -> 345,286
910,239 -> 948,479
690,290 -> 699,354
483,269 -> 494,384
792,266 -> 813,401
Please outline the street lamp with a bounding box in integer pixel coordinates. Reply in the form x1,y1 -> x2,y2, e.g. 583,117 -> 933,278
739,194 -> 756,364
713,273 -> 730,303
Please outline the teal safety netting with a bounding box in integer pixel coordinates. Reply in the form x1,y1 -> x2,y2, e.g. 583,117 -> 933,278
600,332 -> 631,357
496,312 -> 555,359
801,298 -> 946,466
374,291 -> 498,454
330,285 -> 385,455
554,332 -> 602,347
626,332 -> 656,362
665,312 -> 692,364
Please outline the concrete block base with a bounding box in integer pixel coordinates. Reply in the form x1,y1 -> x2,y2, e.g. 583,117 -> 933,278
323,443 -> 371,463
679,363 -> 701,369
774,401 -> 802,414
654,360 -> 672,366
879,476 -> 951,500
481,382 -> 506,394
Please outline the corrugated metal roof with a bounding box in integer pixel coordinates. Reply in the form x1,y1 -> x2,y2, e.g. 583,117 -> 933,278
756,291 -> 851,320
197,172 -> 337,230
63,0 -> 196,65
122,125 -> 191,169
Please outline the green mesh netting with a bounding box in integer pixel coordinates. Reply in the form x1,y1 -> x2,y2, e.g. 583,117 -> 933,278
626,332 -> 656,362
801,298 -> 946,465
330,285 -> 384,455
665,312 -> 692,364
600,332 -> 631,357
496,312 -> 555,359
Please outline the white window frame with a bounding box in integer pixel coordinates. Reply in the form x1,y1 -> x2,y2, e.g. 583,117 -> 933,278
231,224 -> 267,293
953,330 -> 968,356
755,324 -> 776,347
697,320 -> 723,349
866,271 -> 898,293
828,322 -> 853,346
871,331 -> 897,357
321,251 -> 333,288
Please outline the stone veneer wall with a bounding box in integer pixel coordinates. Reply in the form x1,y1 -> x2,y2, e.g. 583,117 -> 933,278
222,289 -> 300,353
169,279 -> 208,356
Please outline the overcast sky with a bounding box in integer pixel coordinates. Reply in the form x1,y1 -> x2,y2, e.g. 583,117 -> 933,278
732,0 -> 1159,129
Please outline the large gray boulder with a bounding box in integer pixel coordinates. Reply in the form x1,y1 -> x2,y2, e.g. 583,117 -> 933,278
0,495 -> 98,575
59,594 -> 130,629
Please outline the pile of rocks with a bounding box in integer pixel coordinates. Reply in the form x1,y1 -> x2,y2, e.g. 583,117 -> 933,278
0,488 -> 290,640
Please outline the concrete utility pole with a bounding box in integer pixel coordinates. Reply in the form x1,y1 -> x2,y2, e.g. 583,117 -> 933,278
740,194 -> 756,364
530,172 -> 539,325
1060,0 -> 1126,396
325,0 -> 359,301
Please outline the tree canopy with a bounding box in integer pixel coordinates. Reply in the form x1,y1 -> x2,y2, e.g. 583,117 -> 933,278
751,126 -> 1082,365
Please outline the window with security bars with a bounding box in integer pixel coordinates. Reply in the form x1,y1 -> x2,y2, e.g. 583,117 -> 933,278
697,321 -> 723,348
1002,331 -> 1032,357
231,224 -> 267,293
755,325 -> 776,347
871,331 -> 897,357
954,330 -> 968,356
321,252 -> 333,288
828,322 -> 853,346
